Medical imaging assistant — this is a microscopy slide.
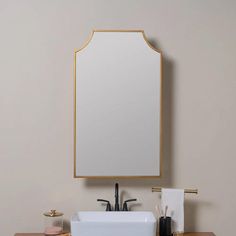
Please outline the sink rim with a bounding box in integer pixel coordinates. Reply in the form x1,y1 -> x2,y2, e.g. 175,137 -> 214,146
71,211 -> 157,223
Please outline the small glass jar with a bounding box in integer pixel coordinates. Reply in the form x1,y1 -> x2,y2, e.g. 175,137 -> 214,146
43,210 -> 63,235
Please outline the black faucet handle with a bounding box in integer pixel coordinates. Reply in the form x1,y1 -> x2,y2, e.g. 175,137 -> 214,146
97,199 -> 112,211
122,198 -> 137,211
114,183 -> 119,211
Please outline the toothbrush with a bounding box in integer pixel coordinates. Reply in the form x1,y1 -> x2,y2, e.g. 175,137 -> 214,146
164,205 -> 168,218
155,204 -> 162,217
161,205 -> 164,217
155,204 -> 161,217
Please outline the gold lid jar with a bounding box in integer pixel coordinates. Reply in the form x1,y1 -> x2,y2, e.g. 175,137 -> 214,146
43,210 -> 63,235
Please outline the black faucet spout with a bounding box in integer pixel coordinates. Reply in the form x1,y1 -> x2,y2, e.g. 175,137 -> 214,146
114,183 -> 119,211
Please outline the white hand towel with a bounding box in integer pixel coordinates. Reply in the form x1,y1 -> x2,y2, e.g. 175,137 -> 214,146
161,188 -> 184,233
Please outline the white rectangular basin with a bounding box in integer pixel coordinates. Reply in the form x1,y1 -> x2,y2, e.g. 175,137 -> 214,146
71,211 -> 157,236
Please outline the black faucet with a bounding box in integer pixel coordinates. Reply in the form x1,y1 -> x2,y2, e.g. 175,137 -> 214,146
97,183 -> 137,211
114,183 -> 119,211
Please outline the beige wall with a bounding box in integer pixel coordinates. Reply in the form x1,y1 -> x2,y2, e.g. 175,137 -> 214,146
1,0 -> 236,235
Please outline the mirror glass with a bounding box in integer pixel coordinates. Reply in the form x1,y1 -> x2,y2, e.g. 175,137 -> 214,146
74,30 -> 162,178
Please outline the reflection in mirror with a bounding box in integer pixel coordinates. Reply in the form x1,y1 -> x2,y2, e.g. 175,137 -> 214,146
74,30 -> 162,178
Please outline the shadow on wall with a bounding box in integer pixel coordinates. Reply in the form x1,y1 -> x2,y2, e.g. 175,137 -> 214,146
83,37 -> 176,191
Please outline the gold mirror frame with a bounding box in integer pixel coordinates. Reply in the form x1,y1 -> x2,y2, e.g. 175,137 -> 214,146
74,30 -> 163,179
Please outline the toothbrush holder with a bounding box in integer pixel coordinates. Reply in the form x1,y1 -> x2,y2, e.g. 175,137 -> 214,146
159,216 -> 172,236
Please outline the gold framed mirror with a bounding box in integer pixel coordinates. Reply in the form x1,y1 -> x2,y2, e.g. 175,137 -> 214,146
74,30 -> 162,178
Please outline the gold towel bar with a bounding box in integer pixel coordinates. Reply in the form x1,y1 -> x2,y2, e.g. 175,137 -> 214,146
152,187 -> 198,194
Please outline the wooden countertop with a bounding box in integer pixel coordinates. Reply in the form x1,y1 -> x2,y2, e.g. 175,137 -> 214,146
15,233 -> 215,236
183,234 -> 215,236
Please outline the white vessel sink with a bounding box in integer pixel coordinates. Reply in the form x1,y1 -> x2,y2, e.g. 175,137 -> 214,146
71,211 -> 157,236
